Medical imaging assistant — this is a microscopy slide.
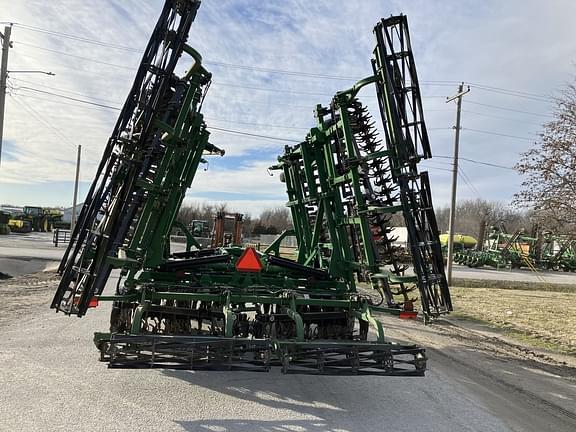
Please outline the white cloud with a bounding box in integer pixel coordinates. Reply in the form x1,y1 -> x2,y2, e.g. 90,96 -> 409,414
0,0 -> 574,214
192,160 -> 285,197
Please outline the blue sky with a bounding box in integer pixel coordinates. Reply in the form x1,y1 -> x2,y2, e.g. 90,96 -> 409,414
0,0 -> 575,215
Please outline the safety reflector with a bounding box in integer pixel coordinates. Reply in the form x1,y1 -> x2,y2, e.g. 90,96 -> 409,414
235,247 -> 263,272
88,297 -> 99,308
399,311 -> 418,319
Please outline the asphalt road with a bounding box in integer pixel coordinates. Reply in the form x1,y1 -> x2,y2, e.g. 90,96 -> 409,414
1,273 -> 575,432
1,233 -> 575,431
3,232 -> 576,283
0,232 -> 187,276
0,232 -> 63,276
453,265 -> 576,285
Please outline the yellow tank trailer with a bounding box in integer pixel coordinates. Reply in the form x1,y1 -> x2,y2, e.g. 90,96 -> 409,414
439,234 -> 477,251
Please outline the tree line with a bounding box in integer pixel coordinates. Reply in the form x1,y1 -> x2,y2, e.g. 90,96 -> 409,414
434,199 -> 531,241
514,77 -> 576,237
436,76 -> 576,241
176,75 -> 576,242
176,198 -> 551,243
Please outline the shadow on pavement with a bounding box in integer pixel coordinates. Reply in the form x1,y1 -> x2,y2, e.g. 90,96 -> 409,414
163,369 -> 393,432
174,418 -> 352,432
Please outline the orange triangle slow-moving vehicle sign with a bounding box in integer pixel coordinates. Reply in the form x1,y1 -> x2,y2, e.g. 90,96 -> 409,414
236,247 -> 263,272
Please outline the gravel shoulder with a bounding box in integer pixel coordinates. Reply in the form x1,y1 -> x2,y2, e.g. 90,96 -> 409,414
0,270 -> 59,328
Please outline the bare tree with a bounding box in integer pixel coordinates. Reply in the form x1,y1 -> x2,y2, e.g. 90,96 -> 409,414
514,79 -> 576,234
178,203 -> 293,236
257,207 -> 292,232
436,198 -> 530,241
177,202 -> 228,226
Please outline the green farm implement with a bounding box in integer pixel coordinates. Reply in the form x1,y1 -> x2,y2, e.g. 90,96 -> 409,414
532,233 -> 576,272
454,227 -> 534,269
51,1 -> 450,376
453,226 -> 576,272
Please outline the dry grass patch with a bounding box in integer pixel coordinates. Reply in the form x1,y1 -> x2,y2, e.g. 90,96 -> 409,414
450,287 -> 576,355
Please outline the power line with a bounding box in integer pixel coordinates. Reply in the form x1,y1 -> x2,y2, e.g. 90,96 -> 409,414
10,87 -> 534,146
458,171 -> 482,200
424,166 -> 453,174
206,62 -> 463,86
463,127 -> 534,142
12,75 -> 451,113
11,89 -> 315,134
8,92 -> 518,179
213,81 -> 339,98
468,85 -> 550,103
11,23 -> 142,53
8,31 -> 550,104
8,85 -> 334,130
10,77 -> 123,104
15,86 -> 121,110
10,94 -> 77,151
207,117 -> 311,131
11,36 -> 457,89
435,154 -> 514,171
8,96 -> 464,173
14,76 -> 319,110
463,109 -> 544,126
206,61 -> 361,81
420,162 -> 453,173
10,50 -> 126,80
467,82 -> 550,101
458,167 -> 483,199
14,40 -> 135,71
421,158 -> 453,166
9,86 -> 537,145
212,97 -> 314,110
209,126 -> 301,143
212,80 -> 446,99
209,125 -> 449,146
9,34 -> 553,125
14,92 -> 118,113
12,74 -> 446,113
10,23 -> 558,109
466,100 -> 554,118
11,28 -> 451,84
7,82 -> 452,132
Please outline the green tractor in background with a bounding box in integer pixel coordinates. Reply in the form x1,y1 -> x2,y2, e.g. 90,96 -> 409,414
23,206 -> 52,232
6,206 -> 66,233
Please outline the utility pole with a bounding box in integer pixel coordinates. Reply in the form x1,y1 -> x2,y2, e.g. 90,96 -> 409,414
71,144 -> 81,232
0,24 -> 12,167
445,83 -> 470,285
0,25 -> 53,167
